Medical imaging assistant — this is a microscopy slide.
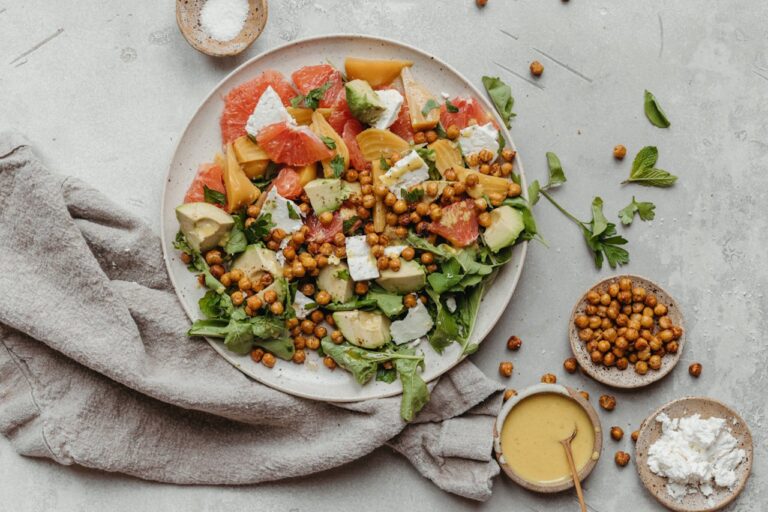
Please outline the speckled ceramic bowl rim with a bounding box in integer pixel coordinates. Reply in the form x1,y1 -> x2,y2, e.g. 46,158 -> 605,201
635,396 -> 754,512
159,34 -> 529,403
493,384 -> 603,493
569,274 -> 685,389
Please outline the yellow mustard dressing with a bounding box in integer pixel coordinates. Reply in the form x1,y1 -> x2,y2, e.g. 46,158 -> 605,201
500,393 -> 595,484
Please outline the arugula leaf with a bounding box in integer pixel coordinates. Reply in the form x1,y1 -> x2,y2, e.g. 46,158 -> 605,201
203,185 -> 226,206
618,196 -> 656,225
198,290 -> 234,320
244,213 -> 275,243
366,288 -> 405,318
445,99 -> 459,113
330,155 -> 345,178
224,215 -> 247,255
401,187 -> 425,203
427,258 -> 464,294
251,162 -> 279,189
406,232 -> 450,259
624,146 -> 677,187
286,202 -> 300,220
644,90 -> 670,128
421,99 -> 439,117
322,298 -> 378,311
335,268 -> 351,280
481,76 -> 515,127
394,346 -> 429,422
224,321 -> 254,355
376,366 -> 397,383
189,315 -> 294,359
321,136 -> 336,149
342,216 -> 361,235
457,283 -> 484,355
545,152 -> 567,188
424,288 -> 459,353
173,231 -> 196,260
540,191 -> 629,269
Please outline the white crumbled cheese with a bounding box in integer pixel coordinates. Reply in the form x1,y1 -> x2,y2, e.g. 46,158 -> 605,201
391,302 -> 434,345
292,291 -> 317,319
245,86 -> 295,137
379,151 -> 429,198
458,122 -> 499,159
647,412 -> 746,501
275,238 -> 290,266
383,245 -> 407,258
445,296 -> 457,313
441,91 -> 450,99
345,235 -> 380,281
372,89 -> 404,130
259,188 -> 303,235
327,254 -> 341,266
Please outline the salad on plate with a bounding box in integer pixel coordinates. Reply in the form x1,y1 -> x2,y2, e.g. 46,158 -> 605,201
173,58 -> 535,419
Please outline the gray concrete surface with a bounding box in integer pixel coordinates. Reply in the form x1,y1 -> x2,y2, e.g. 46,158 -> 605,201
1,0 -> 766,510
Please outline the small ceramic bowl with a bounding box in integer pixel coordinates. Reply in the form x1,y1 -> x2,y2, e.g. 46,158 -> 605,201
635,397 -> 753,512
176,0 -> 268,57
569,275 -> 685,389
493,384 -> 603,493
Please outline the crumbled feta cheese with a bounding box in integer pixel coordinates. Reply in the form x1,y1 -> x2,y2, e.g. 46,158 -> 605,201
458,122 -> 499,160
391,302 -> 434,345
345,235 -> 380,281
445,296 -> 457,313
259,187 -> 303,235
379,151 -> 429,198
372,89 -> 404,130
441,91 -> 450,99
292,291 -> 316,319
328,254 -> 341,266
383,245 -> 407,258
245,86 -> 295,137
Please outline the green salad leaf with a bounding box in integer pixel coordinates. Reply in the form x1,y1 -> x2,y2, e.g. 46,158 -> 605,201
618,196 -> 656,225
366,288 -> 405,318
623,146 -> 677,187
224,215 -> 248,255
481,76 -> 515,127
394,346 -> 429,422
644,90 -> 670,128
245,213 -> 275,243
203,185 -> 226,206
188,314 -> 294,359
545,152 -> 567,188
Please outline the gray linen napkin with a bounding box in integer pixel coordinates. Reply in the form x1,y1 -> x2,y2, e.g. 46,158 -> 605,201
0,132 -> 504,501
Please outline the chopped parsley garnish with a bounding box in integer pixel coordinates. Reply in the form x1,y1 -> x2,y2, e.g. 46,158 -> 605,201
203,185 -> 226,206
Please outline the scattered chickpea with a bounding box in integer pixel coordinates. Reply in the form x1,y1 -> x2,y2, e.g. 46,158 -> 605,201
446,125 -> 460,140
506,335 -> 522,351
315,290 -> 331,306
355,281 -> 369,295
331,330 -> 344,344
180,252 -> 192,265
261,353 -> 276,368
292,350 -> 306,364
599,394 -> 617,411
529,60 -> 544,77
613,145 -> 627,160
478,212 -> 492,227
476,0 -> 487,7
499,361 -> 514,378
563,357 -> 578,373
689,362 -> 702,377
614,451 -> 630,467
631,430 -> 639,443
541,373 -> 557,384
246,295 -> 263,311
503,389 -> 517,401
401,247 -> 416,261
250,348 -> 264,363
231,291 -> 244,306
403,294 -> 418,309
610,426 -> 624,441
319,211 -> 334,226
305,336 -> 320,350
579,390 -> 590,400
323,356 -> 337,370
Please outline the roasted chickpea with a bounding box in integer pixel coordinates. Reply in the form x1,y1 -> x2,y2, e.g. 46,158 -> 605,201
261,353 -> 276,368
507,335 -> 523,351
319,211 -> 334,226
388,257 -> 401,271
541,373 -> 557,384
246,295 -> 263,311
507,182 -> 522,197
413,131 -> 427,145
599,394 -> 616,411
616,357 -> 629,370
610,426 -> 624,441
230,291 -> 245,306
250,348 -> 265,363
689,362 -> 702,377
654,304 -> 668,316
499,361 -> 514,378
591,350 -> 603,364
305,336 -> 320,350
323,356 -> 337,370
501,148 -> 516,162
292,349 -> 306,364
403,294 -> 418,309
529,60 -> 544,76
635,360 -> 649,375
331,330 -> 344,344
315,290 -> 331,306
614,451 -> 630,467
613,145 -> 627,160
631,430 -> 639,443
503,389 -> 517,401
400,247 -> 415,261
478,211 -> 492,227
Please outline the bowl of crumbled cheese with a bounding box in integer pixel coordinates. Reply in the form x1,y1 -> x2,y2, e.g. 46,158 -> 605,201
635,397 -> 753,512
176,0 -> 268,57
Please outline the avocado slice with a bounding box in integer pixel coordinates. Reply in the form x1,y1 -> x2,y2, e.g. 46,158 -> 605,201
303,178 -> 351,214
176,202 -> 234,252
233,245 -> 282,283
317,263 -> 354,303
345,79 -> 386,125
376,259 -> 426,294
333,310 -> 391,349
483,205 -> 525,253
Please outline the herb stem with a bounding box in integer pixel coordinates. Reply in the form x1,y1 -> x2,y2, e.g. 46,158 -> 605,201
539,189 -> 584,227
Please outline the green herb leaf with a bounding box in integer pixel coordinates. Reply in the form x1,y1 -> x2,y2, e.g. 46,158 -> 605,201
415,147 -> 441,180
304,81 -> 333,110
618,196 -> 656,225
625,146 -> 677,187
224,215 -> 248,255
406,232 -> 450,259
203,185 -> 226,206
394,346 -> 429,422
435,123 -> 448,139
379,156 -> 391,171
198,290 -> 233,319
401,187 -> 425,203
335,268 -> 351,281
290,95 -> 304,108
321,136 -> 337,149
528,179 -> 541,205
286,202 -> 300,220
342,216 -> 361,234
445,99 -> 459,113
366,288 -> 405,318
330,155 -> 345,178
545,152 -> 567,188
481,76 -> 516,127
376,366 -> 397,383
644,90 -> 670,128
244,213 -> 275,243
421,99 -> 439,117
590,197 -> 609,240
427,258 -> 464,294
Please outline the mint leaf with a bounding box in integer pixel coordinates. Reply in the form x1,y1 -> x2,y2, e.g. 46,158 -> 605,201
625,146 -> 677,187
481,76 -> 515,127
330,155 -> 345,178
203,185 -> 226,206
304,81 -> 332,110
321,136 -> 336,149
545,152 -> 567,188
644,90 -> 670,128
421,99 -> 439,117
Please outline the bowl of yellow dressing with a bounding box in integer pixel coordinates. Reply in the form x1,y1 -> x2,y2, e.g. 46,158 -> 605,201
493,384 -> 603,493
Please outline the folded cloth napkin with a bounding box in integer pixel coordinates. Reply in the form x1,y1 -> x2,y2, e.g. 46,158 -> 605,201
0,132 -> 504,501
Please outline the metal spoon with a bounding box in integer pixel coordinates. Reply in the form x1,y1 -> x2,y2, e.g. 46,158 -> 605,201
176,0 -> 268,57
560,424 -> 587,512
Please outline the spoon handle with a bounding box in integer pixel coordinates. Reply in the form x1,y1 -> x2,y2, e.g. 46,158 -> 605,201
561,440 -> 587,512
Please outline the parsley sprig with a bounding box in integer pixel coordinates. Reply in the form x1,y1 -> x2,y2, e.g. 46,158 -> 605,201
290,81 -> 332,110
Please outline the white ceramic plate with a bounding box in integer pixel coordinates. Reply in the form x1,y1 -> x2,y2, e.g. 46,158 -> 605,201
161,34 -> 528,402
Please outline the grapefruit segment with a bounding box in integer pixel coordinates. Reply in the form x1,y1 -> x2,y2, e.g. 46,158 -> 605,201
342,119 -> 368,170
427,199 -> 479,247
220,70 -> 298,144
291,64 -> 345,108
440,97 -> 495,130
256,122 -> 334,166
184,163 -> 226,206
273,167 -> 303,199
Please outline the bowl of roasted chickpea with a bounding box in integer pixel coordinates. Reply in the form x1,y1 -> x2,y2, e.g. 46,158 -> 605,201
568,275 -> 685,389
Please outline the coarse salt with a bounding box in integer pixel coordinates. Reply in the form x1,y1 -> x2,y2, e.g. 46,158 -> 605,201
200,0 -> 249,42
646,412 -> 746,501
